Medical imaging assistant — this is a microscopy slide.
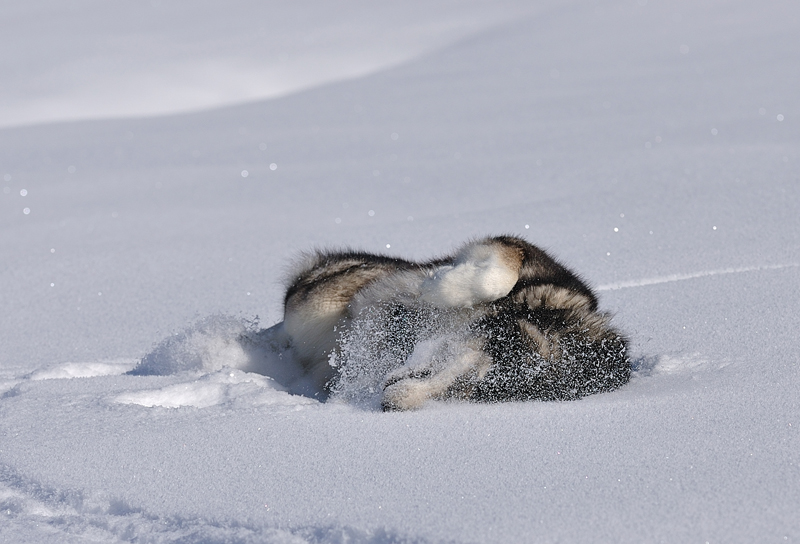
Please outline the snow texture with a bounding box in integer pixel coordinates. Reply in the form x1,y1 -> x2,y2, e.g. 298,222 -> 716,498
1,0 -> 799,542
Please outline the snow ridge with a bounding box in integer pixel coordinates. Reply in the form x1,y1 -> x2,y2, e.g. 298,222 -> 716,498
0,464 -> 436,544
597,263 -> 800,291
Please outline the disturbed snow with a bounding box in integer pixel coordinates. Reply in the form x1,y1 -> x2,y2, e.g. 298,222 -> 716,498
1,0 -> 799,542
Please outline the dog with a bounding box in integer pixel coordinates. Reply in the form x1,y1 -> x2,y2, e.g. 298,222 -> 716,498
281,235 -> 630,410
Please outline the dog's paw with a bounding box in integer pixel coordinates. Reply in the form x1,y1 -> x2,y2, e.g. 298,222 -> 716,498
380,335 -> 493,410
382,366 -> 433,388
381,364 -> 436,411
381,378 -> 434,411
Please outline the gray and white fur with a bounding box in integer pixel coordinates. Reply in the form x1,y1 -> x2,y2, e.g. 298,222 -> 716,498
282,235 -> 630,410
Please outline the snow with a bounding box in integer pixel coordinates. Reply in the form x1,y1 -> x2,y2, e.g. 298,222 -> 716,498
1,0 -> 799,542
0,0 -> 532,128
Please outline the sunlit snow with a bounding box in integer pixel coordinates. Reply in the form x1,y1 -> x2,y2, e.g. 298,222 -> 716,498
1,0 -> 799,542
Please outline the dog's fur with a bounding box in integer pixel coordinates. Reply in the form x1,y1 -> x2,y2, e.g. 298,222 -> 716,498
282,235 -> 630,410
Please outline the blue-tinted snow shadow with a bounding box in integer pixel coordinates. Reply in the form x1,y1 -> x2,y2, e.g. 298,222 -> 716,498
630,354 -> 660,376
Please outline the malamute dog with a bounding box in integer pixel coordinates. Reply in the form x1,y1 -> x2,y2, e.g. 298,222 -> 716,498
282,235 -> 629,410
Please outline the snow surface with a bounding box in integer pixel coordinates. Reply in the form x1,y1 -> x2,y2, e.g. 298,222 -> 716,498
1,0 -> 799,542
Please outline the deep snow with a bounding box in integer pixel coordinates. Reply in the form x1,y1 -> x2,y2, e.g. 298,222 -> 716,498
1,0 -> 799,542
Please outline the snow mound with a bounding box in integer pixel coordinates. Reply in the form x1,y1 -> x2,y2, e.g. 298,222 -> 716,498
26,359 -> 138,380
127,316 -> 326,403
112,368 -> 316,409
133,315 -> 317,387
131,315 -> 258,375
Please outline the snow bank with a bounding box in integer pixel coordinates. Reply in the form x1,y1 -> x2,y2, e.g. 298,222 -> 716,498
0,0 -> 534,128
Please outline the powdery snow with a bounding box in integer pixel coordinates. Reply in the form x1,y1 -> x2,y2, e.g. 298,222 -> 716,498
1,0 -> 799,542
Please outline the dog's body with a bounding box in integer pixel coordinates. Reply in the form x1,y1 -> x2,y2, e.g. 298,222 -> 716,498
282,236 -> 630,410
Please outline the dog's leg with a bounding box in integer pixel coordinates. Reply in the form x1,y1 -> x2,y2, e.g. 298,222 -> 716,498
381,336 -> 492,411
